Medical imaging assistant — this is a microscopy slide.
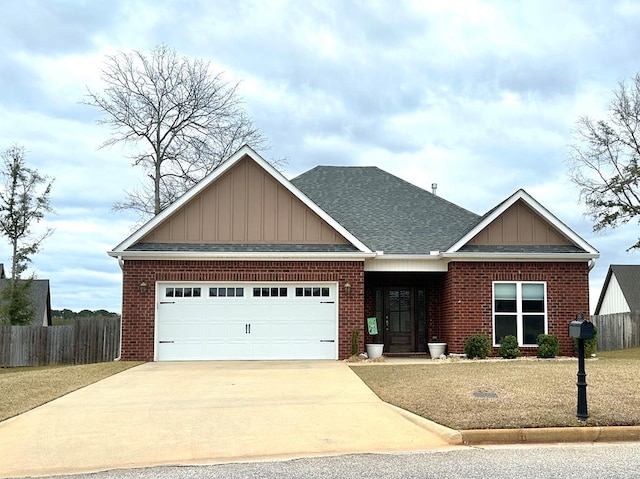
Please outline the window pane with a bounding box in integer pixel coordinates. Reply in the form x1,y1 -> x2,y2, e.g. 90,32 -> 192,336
253,288 -> 260,297
218,288 -> 226,297
262,288 -> 269,297
184,288 -> 192,297
390,311 -> 400,332
304,287 -> 312,296
494,283 -> 516,299
522,284 -> 545,312
227,288 -> 235,297
321,288 -> 330,297
522,299 -> 544,313
280,288 -> 287,297
522,283 -> 544,300
389,291 -> 399,311
209,288 -> 217,297
313,287 -> 320,297
495,315 -> 517,344
166,288 -> 174,297
175,288 -> 183,297
236,288 -> 244,297
495,299 -> 517,312
523,315 -> 545,344
400,311 -> 411,333
400,290 -> 411,310
193,288 -> 201,297
495,283 -> 516,312
295,288 -> 303,297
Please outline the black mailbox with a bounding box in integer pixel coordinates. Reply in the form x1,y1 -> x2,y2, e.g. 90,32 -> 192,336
569,319 -> 595,339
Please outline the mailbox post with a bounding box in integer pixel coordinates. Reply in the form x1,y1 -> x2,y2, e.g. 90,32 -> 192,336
568,312 -> 594,421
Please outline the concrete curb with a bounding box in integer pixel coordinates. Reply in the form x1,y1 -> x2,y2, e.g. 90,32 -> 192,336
460,425 -> 640,445
384,403 -> 464,445
385,402 -> 640,446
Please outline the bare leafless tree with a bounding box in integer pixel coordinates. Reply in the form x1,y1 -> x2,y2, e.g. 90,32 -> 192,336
85,44 -> 274,217
568,73 -> 640,250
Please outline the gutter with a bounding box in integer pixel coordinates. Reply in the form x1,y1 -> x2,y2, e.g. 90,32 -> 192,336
107,251 -> 377,261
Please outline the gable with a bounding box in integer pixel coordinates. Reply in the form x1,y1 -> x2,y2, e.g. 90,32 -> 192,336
139,155 -> 349,245
467,200 -> 572,247
597,272 -> 631,314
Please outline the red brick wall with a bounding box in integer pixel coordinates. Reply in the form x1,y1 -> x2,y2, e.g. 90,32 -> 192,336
121,260 -> 364,361
441,261 -> 590,356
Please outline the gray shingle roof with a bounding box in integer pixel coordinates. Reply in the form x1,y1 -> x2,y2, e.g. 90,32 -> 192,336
127,243 -> 360,253
291,166 -> 480,254
595,265 -> 640,313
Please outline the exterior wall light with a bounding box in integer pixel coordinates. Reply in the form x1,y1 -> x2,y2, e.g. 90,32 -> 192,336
344,283 -> 351,294
139,282 -> 148,293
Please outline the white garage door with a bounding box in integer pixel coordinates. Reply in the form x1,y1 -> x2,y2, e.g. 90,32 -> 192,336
156,282 -> 338,360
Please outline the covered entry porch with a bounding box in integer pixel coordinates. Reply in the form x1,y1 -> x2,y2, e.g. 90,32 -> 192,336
364,272 -> 446,355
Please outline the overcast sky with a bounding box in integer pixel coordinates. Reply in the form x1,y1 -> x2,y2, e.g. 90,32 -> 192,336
1,0 -> 639,313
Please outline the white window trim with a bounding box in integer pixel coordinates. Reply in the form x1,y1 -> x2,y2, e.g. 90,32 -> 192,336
492,281 -> 547,347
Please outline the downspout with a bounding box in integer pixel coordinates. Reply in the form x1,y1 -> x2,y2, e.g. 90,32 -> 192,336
113,256 -> 124,361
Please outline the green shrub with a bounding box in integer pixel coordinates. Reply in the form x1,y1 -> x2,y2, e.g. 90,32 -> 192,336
537,334 -> 560,358
464,334 -> 492,359
573,325 -> 598,357
351,329 -> 360,356
498,335 -> 521,359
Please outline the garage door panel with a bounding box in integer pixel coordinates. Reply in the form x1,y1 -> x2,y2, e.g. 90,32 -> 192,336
156,282 -> 337,360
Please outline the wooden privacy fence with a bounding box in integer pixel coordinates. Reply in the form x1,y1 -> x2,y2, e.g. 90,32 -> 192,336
591,311 -> 640,351
0,317 -> 121,367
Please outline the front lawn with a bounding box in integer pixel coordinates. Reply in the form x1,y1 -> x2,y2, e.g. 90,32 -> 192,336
0,361 -> 141,422
351,348 -> 640,430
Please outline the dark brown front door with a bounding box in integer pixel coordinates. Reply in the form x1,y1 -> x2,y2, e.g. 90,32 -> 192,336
385,288 -> 413,353
373,287 -> 427,353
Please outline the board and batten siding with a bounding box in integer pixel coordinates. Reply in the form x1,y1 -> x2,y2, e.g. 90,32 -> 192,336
141,156 -> 349,245
468,200 -> 572,246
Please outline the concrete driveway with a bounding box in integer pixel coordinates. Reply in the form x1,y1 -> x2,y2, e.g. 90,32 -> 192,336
0,361 -> 453,478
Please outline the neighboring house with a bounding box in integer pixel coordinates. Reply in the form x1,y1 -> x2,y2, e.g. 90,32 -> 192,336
594,265 -> 640,315
108,145 -> 599,361
0,266 -> 53,326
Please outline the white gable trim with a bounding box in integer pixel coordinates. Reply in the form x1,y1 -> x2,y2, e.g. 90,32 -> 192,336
446,189 -> 599,255
110,145 -> 372,255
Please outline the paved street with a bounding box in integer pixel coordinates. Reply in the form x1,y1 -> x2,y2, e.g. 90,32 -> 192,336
27,443 -> 640,479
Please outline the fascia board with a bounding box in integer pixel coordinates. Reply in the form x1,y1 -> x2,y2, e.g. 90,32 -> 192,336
107,250 -> 376,261
441,251 -> 600,262
111,145 -> 372,254
447,189 -> 599,255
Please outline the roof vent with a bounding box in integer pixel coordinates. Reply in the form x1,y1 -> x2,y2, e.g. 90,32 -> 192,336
431,183 -> 438,195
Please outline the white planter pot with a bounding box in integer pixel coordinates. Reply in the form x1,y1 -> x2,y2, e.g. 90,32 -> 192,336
366,343 -> 384,359
428,342 -> 447,358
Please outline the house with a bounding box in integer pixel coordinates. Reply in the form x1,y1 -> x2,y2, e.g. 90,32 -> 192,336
108,145 -> 599,361
594,265 -> 640,315
0,265 -> 53,326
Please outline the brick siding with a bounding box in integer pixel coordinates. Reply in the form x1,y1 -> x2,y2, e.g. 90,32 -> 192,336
441,261 -> 591,356
121,260 -> 364,361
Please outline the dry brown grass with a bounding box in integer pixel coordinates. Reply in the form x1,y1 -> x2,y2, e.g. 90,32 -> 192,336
351,348 -> 640,430
0,361 -> 141,422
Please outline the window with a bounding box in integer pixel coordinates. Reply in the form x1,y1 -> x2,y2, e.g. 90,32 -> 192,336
252,287 -> 288,297
493,282 -> 546,346
165,287 -> 201,298
295,286 -> 331,297
208,287 -> 244,298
